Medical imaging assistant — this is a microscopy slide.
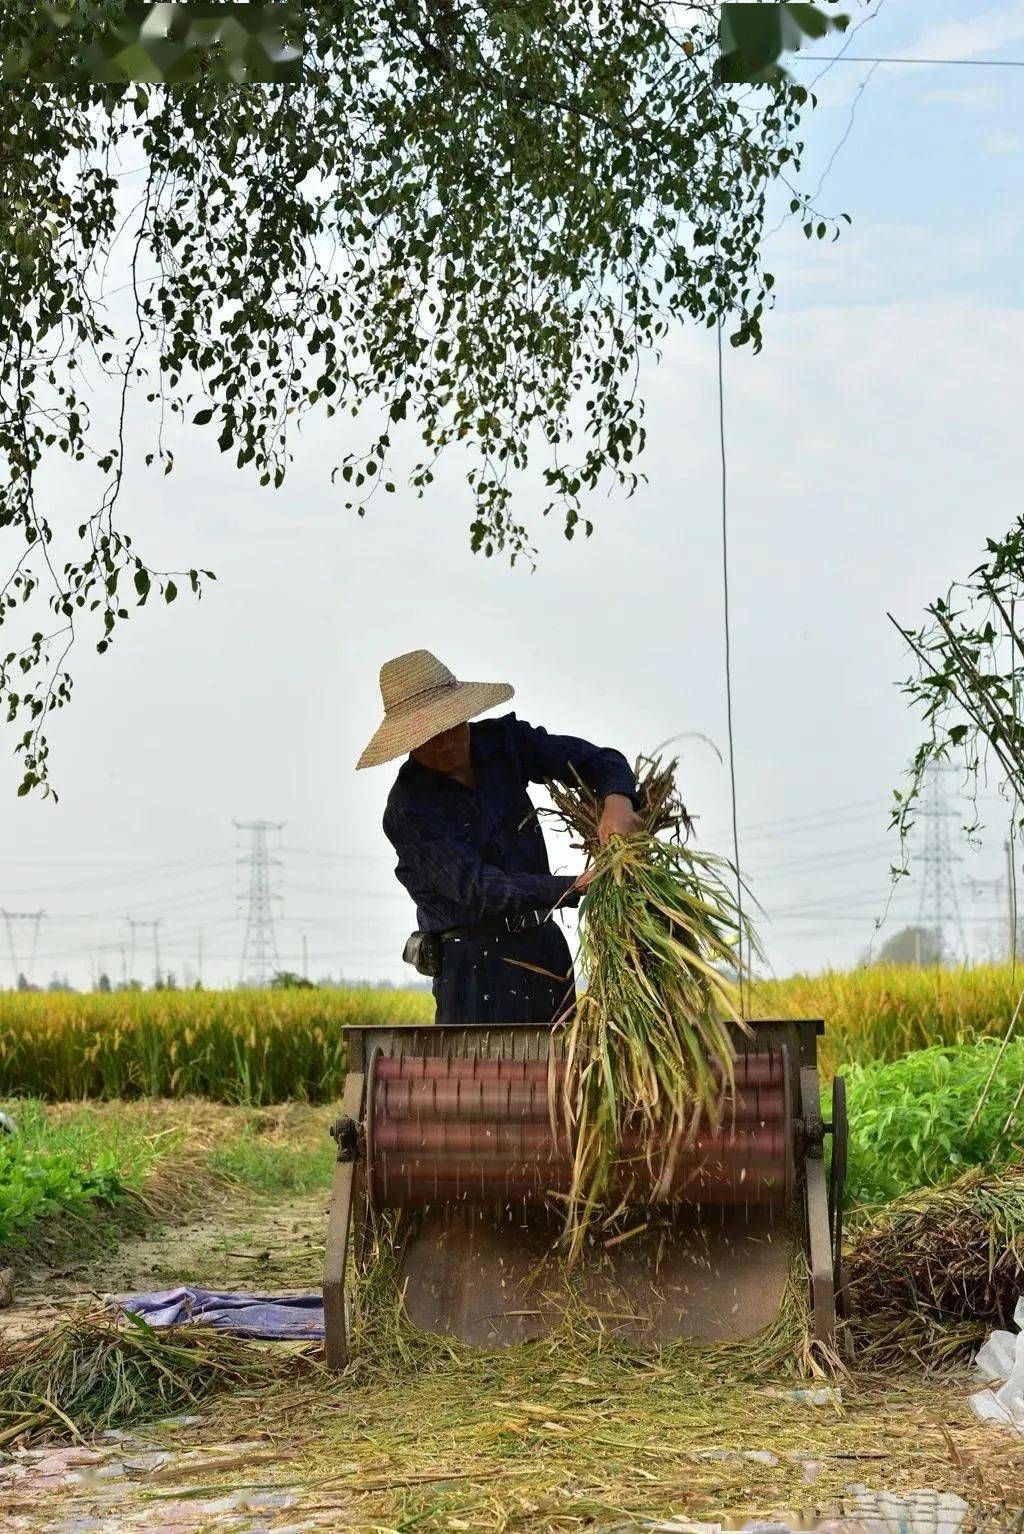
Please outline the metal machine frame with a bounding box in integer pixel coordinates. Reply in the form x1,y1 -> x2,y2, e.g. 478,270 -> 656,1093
323,1018 -> 845,1370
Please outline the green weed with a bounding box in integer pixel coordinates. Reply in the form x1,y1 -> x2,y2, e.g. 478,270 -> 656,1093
208,1125 -> 335,1195
0,1100 -> 170,1245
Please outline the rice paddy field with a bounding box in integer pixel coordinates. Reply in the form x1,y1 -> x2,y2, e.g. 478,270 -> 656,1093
2,966 -> 1024,1533
1,963 -> 1019,1103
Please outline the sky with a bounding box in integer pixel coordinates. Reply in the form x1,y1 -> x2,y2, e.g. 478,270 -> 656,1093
3,0 -> 1024,990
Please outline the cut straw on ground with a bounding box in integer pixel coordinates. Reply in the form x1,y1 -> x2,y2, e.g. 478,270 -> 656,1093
0,1303 -> 318,1446
845,1166 -> 1024,1371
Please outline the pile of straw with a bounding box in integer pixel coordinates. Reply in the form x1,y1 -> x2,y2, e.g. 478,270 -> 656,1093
845,1167 -> 1024,1370
0,1305 -> 315,1446
549,754 -> 758,1247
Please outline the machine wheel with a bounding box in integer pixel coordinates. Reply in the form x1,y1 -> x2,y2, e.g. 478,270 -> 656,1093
827,1075 -> 848,1316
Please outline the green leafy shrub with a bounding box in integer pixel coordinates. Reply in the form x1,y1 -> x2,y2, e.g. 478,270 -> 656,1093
842,1039 -> 1024,1207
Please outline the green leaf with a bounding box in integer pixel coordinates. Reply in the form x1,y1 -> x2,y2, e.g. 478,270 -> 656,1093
719,3 -> 849,84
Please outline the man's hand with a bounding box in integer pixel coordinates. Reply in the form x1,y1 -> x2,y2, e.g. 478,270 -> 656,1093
598,793 -> 642,846
573,866 -> 597,894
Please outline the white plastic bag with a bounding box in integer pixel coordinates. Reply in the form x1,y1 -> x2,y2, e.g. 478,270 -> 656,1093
969,1295 -> 1024,1431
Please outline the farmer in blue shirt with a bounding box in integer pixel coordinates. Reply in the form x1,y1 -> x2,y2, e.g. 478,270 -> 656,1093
357,649 -> 640,1026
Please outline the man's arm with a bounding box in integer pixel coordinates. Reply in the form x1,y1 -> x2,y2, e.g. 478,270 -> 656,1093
385,805 -> 586,922
512,717 -> 643,844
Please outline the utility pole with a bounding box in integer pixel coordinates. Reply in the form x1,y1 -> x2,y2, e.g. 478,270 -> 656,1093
235,820 -> 284,987
916,765 -> 967,965
1,910 -> 45,988
302,932 -> 309,981
127,918 -> 162,987
197,929 -> 204,987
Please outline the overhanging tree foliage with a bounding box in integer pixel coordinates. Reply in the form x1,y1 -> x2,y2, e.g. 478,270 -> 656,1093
1,1 -> 842,796
2,2 -> 303,83
892,517 -> 1024,840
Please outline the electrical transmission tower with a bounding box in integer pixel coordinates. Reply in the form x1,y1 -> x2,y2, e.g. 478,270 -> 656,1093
127,918 -> 162,987
916,765 -> 968,964
2,910 -> 45,988
235,820 -> 284,987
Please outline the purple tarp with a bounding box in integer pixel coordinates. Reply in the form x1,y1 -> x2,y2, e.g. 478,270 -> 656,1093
113,1287 -> 325,1340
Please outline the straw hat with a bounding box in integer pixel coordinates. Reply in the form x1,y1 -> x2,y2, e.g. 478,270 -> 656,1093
356,650 -> 514,770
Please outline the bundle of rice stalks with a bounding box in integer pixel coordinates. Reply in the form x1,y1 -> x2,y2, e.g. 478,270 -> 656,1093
0,1303 -> 316,1446
844,1167 -> 1024,1371
549,754 -> 760,1250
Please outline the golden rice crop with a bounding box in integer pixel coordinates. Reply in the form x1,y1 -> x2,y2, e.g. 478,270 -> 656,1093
0,987 -> 431,1104
752,963 -> 1021,1076
0,963 -> 1020,1106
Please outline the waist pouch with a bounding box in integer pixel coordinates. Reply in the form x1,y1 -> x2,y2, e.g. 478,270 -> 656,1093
402,910 -> 550,976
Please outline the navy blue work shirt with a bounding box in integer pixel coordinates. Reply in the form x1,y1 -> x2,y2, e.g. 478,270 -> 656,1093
383,712 -> 637,934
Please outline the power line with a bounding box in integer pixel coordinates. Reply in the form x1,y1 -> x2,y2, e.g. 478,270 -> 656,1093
704,789 -> 1008,851
4,856 -> 225,868
798,54 -> 1024,68
282,845 -> 390,863
33,883 -> 237,924
747,842 -> 896,878
0,853 -> 231,898
768,882 -> 918,918
702,804 -> 888,849
808,0 -> 888,87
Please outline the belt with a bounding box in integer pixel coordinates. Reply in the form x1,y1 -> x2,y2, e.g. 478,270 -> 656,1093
440,909 -> 551,943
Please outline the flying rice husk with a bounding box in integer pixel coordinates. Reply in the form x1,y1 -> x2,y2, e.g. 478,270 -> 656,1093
547,754 -> 761,1253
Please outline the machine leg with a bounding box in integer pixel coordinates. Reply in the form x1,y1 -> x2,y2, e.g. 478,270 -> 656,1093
828,1075 -> 848,1316
350,1157 -> 374,1289
323,1071 -> 365,1372
799,1065 -> 836,1346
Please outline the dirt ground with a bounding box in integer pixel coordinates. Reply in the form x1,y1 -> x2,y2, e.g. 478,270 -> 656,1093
1,1103 -> 1022,1533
